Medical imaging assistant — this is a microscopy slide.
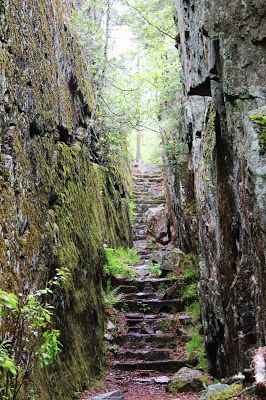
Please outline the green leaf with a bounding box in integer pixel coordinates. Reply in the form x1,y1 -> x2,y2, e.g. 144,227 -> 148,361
2,359 -> 17,376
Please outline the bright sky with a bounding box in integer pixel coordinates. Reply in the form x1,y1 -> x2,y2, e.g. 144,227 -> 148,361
109,1 -> 137,57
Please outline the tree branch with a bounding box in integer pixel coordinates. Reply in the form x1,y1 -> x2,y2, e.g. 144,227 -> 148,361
105,77 -> 140,92
126,1 -> 175,41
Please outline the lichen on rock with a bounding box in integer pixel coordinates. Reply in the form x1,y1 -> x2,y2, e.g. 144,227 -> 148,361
172,0 -> 266,378
0,0 -> 131,398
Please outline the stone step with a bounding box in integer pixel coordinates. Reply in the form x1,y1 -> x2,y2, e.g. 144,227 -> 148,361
132,224 -> 147,231
113,359 -> 197,373
115,349 -> 170,361
133,228 -> 147,233
133,235 -> 147,241
133,195 -> 165,202
135,200 -> 165,206
134,265 -> 149,277
133,177 -> 163,183
113,277 -> 178,292
126,312 -> 158,320
126,313 -> 177,326
122,292 -> 158,300
114,333 -> 176,348
133,191 -> 151,196
127,326 -> 142,333
128,259 -> 147,266
115,299 -> 183,313
116,285 -> 138,294
133,174 -> 162,179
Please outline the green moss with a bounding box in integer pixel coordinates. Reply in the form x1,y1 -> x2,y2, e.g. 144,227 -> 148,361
185,302 -> 201,320
186,330 -> 208,371
1,0 -> 132,398
249,113 -> 266,155
180,253 -> 198,282
209,384 -> 242,400
181,282 -> 197,301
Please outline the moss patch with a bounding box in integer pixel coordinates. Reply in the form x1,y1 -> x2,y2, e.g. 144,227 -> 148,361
249,112 -> 266,155
208,384 -> 242,400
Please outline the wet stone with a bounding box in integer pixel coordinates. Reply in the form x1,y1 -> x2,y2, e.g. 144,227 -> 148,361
154,376 -> 170,384
90,390 -> 124,400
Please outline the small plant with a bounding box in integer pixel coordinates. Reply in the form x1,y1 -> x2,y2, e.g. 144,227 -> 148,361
103,280 -> 122,310
167,271 -> 180,280
157,317 -> 176,331
186,330 -> 208,371
249,113 -> 266,155
148,262 -> 162,277
38,330 -> 62,367
183,264 -> 198,281
179,253 -> 198,281
116,247 -> 139,264
185,301 -> 201,320
181,283 -> 197,301
120,302 -> 129,312
28,389 -> 39,400
139,303 -> 150,313
147,242 -> 156,251
103,247 -> 138,278
184,200 -> 196,214
158,282 -> 170,292
0,267 -> 70,399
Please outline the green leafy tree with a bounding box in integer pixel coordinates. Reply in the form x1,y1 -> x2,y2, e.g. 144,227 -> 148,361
70,0 -> 181,163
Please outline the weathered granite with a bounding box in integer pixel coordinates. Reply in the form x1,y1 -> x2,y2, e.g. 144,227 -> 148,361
174,0 -> 266,377
0,0 -> 131,398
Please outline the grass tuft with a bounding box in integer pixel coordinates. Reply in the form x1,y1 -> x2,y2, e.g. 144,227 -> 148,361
103,247 -> 139,278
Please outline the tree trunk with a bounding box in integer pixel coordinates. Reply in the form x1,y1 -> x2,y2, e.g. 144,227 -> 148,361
136,131 -> 142,161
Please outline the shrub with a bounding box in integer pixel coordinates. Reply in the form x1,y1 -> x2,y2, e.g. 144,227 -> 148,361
103,247 -> 138,278
0,267 -> 70,399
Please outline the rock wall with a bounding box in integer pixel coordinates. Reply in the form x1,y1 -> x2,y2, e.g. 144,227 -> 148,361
0,0 -> 131,398
174,0 -> 266,377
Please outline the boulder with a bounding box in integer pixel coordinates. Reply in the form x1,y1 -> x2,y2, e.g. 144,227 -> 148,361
168,367 -> 205,393
199,383 -> 240,399
146,205 -> 170,244
161,248 -> 183,272
163,284 -> 179,299
91,390 -> 124,400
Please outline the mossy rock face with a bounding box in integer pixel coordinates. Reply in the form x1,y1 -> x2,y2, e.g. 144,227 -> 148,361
168,367 -> 206,393
249,107 -> 266,155
0,0 -> 131,399
200,383 -> 242,400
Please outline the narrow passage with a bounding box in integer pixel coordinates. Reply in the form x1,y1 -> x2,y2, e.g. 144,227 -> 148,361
81,163 -> 201,400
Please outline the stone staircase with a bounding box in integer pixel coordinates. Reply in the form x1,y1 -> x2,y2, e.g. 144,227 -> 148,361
112,164 -> 195,378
